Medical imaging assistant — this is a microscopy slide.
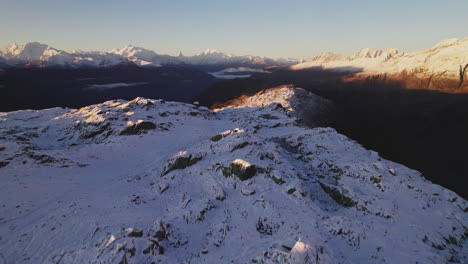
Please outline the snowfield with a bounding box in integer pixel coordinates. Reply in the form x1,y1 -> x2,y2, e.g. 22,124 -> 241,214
0,87 -> 466,263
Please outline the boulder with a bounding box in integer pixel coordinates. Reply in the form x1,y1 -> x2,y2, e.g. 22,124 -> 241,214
222,159 -> 257,181
162,151 -> 203,176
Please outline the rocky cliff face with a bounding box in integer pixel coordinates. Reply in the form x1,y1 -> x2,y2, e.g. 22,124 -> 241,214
0,88 -> 466,263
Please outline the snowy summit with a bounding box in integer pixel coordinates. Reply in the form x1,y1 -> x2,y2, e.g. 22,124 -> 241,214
0,87 -> 466,263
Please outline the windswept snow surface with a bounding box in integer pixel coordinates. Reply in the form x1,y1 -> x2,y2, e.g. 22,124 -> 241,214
0,88 -> 466,263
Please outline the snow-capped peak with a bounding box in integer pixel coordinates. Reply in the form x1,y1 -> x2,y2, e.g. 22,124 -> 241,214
0,42 -> 299,69
0,42 -> 131,67
197,48 -> 225,56
1,42 -> 47,55
351,47 -> 400,59
292,37 -> 467,77
0,42 -> 65,62
109,45 -> 182,66
109,45 -> 156,57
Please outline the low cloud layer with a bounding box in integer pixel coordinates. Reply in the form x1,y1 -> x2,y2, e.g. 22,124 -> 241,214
210,67 -> 271,79
216,67 -> 271,74
84,82 -> 148,91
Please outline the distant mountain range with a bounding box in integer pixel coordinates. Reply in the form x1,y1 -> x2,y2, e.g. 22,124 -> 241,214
1,38 -> 466,84
0,42 -> 299,72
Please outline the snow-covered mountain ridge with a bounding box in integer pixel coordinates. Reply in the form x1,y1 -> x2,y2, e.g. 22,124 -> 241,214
0,42 -> 128,67
0,42 -> 298,68
1,38 -> 465,84
0,87 -> 466,263
292,38 -> 468,79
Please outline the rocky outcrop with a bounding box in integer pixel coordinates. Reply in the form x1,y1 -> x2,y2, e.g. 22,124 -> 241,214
120,121 -> 156,135
222,159 -> 257,181
161,152 -> 203,176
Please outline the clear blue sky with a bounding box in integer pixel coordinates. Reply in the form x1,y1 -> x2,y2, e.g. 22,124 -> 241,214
1,0 -> 467,58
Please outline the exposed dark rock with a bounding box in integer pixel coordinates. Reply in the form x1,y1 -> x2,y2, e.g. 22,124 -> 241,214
80,122 -> 111,139
319,182 -> 357,207
260,114 -> 280,120
431,242 -> 446,250
210,134 -> 223,142
127,229 -> 143,238
143,239 -> 164,255
370,176 -> 381,184
222,160 -> 257,181
271,176 -> 285,185
256,218 -> 279,235
196,203 -> 216,222
119,254 -> 128,264
0,161 -> 9,168
153,221 -> 170,242
120,121 -> 156,135
210,130 -> 232,142
230,142 -> 249,152
162,153 -> 203,176
27,153 -> 57,164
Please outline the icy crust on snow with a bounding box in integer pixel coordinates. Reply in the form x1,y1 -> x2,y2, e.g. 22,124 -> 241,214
0,88 -> 467,263
292,37 -> 468,77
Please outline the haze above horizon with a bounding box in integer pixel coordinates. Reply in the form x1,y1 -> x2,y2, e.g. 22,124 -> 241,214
1,0 -> 467,58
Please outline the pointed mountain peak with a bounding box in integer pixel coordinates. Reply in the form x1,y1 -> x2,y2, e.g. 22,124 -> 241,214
197,48 -> 224,56
352,48 -> 379,59
110,45 -> 158,57
205,48 -> 222,54
311,52 -> 349,62
121,45 -> 143,51
351,47 -> 400,59
0,42 -> 67,63
1,42 -> 48,55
